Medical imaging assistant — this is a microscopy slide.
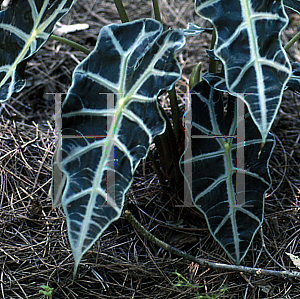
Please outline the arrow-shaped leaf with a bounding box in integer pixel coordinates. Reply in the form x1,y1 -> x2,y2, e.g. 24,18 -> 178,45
180,80 -> 275,264
195,0 -> 291,142
0,0 -> 74,102
55,19 -> 185,277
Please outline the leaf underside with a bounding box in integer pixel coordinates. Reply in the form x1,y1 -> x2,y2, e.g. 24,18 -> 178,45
179,23 -> 210,36
195,0 -> 291,142
0,0 -> 74,102
180,81 -> 275,264
54,19 -> 185,276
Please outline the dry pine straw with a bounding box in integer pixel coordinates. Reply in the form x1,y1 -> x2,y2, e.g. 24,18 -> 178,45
0,97 -> 299,291
0,93 -> 299,299
0,0 -> 300,298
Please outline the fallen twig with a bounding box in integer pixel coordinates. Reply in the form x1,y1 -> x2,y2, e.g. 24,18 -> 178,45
124,209 -> 300,279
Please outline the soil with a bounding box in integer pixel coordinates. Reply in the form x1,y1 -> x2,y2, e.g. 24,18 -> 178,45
0,0 -> 300,298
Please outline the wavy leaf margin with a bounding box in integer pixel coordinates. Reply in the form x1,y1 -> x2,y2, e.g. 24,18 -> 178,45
195,0 -> 291,142
53,19 -> 185,277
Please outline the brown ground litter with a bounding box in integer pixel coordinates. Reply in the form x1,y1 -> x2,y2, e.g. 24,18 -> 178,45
0,0 -> 300,298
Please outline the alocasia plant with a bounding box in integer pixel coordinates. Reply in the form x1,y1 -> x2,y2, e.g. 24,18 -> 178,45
194,0 -> 291,143
0,0 -> 74,102
54,19 -> 185,276
1,0 -> 300,280
180,80 -> 275,264
284,0 -> 300,13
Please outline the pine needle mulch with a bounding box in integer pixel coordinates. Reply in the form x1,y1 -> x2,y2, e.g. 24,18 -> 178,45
0,0 -> 300,298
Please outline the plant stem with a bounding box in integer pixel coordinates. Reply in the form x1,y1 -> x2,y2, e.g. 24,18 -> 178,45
49,34 -> 91,55
189,62 -> 202,90
148,151 -> 166,185
113,0 -> 129,23
124,209 -> 300,279
284,31 -> 300,51
168,86 -> 179,141
159,105 -> 182,185
208,27 -> 218,73
152,0 -> 162,22
155,127 -> 173,177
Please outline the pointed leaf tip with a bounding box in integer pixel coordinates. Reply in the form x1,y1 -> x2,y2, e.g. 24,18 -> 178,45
57,19 -> 185,275
195,0 -> 291,145
180,81 -> 275,263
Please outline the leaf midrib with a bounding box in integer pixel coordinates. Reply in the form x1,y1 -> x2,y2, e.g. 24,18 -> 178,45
0,0 -> 68,89
240,0 -> 266,135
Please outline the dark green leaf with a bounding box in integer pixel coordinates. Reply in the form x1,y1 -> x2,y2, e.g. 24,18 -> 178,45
203,64 -> 300,95
53,19 -> 185,276
202,72 -> 227,92
195,0 -> 291,142
284,0 -> 300,13
180,81 -> 275,264
0,0 -> 74,102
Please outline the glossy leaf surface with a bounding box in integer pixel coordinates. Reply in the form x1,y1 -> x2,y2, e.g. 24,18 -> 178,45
0,0 -> 74,102
203,67 -> 300,96
195,0 -> 291,142
180,81 -> 275,264
55,19 -> 185,276
202,72 -> 227,92
284,0 -> 300,13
